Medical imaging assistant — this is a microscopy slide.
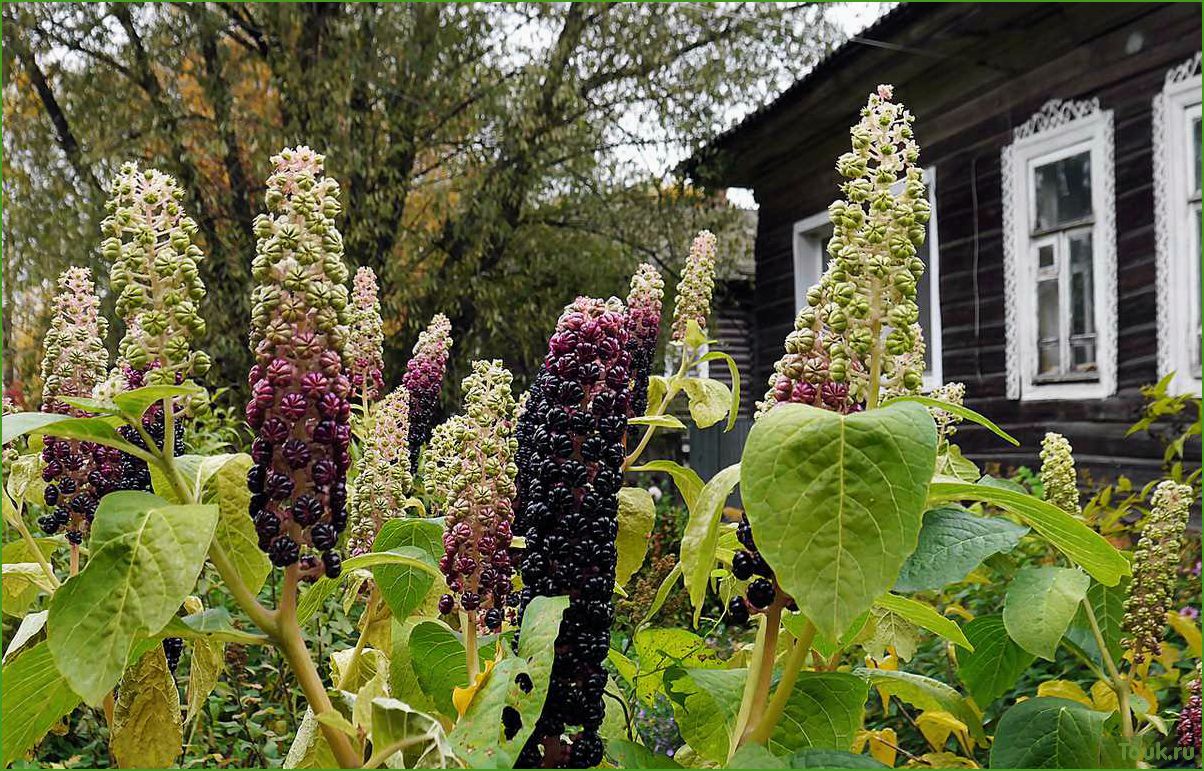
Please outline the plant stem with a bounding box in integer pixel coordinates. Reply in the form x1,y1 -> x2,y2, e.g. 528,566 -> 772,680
337,589 -> 379,691
748,620 -> 816,745
730,612 -> 772,760
69,543 -> 79,576
1083,599 -> 1133,740
10,508 -> 60,588
735,603 -> 783,749
276,564 -> 362,769
463,610 -> 479,684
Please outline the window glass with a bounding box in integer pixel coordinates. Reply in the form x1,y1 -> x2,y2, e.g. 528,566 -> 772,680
1069,231 -> 1094,339
1037,277 -> 1060,375
1034,151 -> 1092,231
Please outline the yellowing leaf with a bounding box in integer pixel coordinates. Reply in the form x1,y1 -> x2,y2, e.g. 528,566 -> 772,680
906,751 -> 980,768
854,728 -> 898,767
1036,680 -> 1093,708
110,646 -> 183,768
186,637 -> 224,723
1155,642 -> 1182,670
453,659 -> 496,717
916,710 -> 969,752
1129,679 -> 1158,716
1167,611 -> 1202,657
1090,680 -> 1118,713
945,604 -> 974,622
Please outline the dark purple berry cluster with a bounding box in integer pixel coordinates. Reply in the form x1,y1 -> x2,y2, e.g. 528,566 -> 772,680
512,297 -> 630,769
726,514 -> 793,625
402,314 -> 452,473
162,636 -> 184,674
38,433 -> 112,544
623,264 -> 663,422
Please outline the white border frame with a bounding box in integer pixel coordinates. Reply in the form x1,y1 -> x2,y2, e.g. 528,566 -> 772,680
791,167 -> 943,387
1153,52 -> 1203,395
1002,98 -> 1117,401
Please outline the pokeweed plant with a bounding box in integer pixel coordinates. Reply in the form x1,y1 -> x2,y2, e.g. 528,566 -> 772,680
0,88 -> 1193,771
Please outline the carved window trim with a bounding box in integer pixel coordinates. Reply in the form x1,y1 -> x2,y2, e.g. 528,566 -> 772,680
1153,52 -> 1202,395
1002,98 -> 1117,401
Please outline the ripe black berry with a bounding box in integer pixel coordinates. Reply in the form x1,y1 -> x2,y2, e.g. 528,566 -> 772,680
747,577 -> 776,609
727,596 -> 750,625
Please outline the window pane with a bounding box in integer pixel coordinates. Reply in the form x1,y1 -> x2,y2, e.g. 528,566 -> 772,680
1068,231 -> 1094,337
1034,151 -> 1092,231
1195,205 -> 1202,370
1038,243 -> 1055,270
1037,277 -> 1061,375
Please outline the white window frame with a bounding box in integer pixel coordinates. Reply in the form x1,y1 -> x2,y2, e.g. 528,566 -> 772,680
1154,52 -> 1203,395
791,167 -> 943,388
1002,98 -> 1117,401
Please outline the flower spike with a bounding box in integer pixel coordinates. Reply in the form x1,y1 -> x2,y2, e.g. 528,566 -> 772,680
403,313 -> 453,472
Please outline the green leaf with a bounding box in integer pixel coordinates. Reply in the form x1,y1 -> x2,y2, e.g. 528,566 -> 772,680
698,350 -> 742,431
47,491 -> 219,705
647,376 -> 670,413
805,610 -> 873,660
1,536 -> 61,565
727,744 -> 788,769
873,594 -> 972,651
2,563 -> 56,617
894,506 -> 1029,592
298,577 -> 341,625
741,402 -> 937,640
1066,580 -> 1128,667
642,561 -> 683,627
683,376 -> 732,429
883,394 -> 1019,446
665,666 -> 746,762
927,482 -> 1129,585
990,697 -> 1127,768
204,454 -> 271,596
372,520 -> 444,619
854,668 -> 985,743
343,546 -> 441,577
6,453 -> 44,506
0,642 -> 82,767
616,487 -> 657,587
410,619 -> 482,717
607,739 -> 683,768
370,697 -> 457,768
5,412 -> 143,456
112,383 -> 202,422
390,618 -> 439,714
629,414 -> 688,430
163,607 -> 269,645
936,444 -> 981,483
863,606 -> 921,662
186,635 -> 225,723
633,628 -> 724,706
631,460 -> 704,510
787,749 -> 888,767
769,672 -> 869,755
1003,567 -> 1090,660
680,463 -> 741,624
684,319 -> 709,350
956,615 -> 1035,706
110,645 -> 183,769
450,595 -> 570,767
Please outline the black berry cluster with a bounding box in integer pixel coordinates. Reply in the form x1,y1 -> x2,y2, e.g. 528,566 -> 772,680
162,636 -> 184,673
623,263 -> 663,423
512,297 -> 630,769
727,514 -> 793,625
402,314 -> 452,473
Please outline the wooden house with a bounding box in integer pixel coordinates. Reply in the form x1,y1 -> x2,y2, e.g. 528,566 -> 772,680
685,2 -> 1202,482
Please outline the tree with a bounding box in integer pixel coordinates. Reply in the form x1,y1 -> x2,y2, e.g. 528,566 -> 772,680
2,2 -> 836,400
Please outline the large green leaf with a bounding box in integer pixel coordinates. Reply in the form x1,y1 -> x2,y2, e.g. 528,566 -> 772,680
729,744 -> 887,768
894,507 -> 1029,592
616,487 -> 657,587
390,618 -> 439,714
112,383 -> 203,423
47,491 -> 219,705
450,595 -> 570,767
1003,567 -> 1090,661
955,615 -> 1035,706
110,646 -> 183,769
665,666 -> 746,762
204,454 -> 271,596
1066,580 -> 1128,667
873,594 -> 972,651
1,536 -> 61,566
990,697 -> 1127,768
163,607 -> 269,645
632,627 -> 724,706
769,672 -> 869,756
630,460 -> 704,509
409,619 -> 487,717
298,577 -> 342,625
3,610 -> 48,664
698,350 -> 742,431
882,394 -> 1019,446
741,402 -> 937,639
3,412 -> 142,456
3,412 -> 75,445
853,668 -> 984,743
2,563 -> 56,618
0,642 -> 82,767
927,482 -> 1129,586
372,519 -> 443,619
680,463 -> 741,624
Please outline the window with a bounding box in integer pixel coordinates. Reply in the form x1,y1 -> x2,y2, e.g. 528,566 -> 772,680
792,167 -> 943,387
1154,52 -> 1203,394
1002,98 -> 1117,401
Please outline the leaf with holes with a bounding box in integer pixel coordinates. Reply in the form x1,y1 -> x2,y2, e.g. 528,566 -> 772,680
450,596 -> 569,767
741,402 -> 937,640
